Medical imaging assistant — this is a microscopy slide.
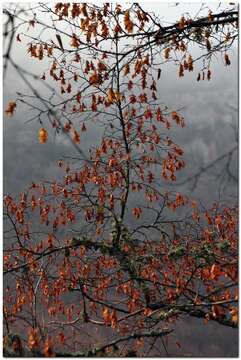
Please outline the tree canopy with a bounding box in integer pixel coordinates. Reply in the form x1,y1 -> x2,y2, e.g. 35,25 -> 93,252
3,2 -> 238,357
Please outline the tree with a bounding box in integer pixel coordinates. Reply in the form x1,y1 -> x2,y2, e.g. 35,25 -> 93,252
3,3 -> 238,357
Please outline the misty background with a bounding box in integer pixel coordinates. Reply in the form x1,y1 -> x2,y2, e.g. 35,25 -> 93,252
3,2 -> 238,356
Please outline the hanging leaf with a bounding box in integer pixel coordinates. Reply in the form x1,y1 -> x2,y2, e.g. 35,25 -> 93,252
39,128 -> 48,144
5,101 -> 17,116
224,53 -> 231,66
124,10 -> 134,33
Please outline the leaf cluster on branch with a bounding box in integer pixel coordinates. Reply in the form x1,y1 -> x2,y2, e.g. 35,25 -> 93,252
3,2 -> 238,357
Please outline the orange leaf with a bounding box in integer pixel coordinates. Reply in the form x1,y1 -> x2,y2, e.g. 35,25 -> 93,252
111,310 -> 118,328
89,71 -> 102,86
176,341 -> 182,349
124,10 -> 134,33
210,264 -> 221,280
107,88 -> 116,103
73,130 -> 80,143
43,336 -> 55,357
230,308 -> 238,325
58,332 -> 65,344
132,207 -> 142,219
102,307 -> 111,324
164,48 -> 170,60
123,64 -> 130,76
224,53 -> 231,66
5,101 -> 17,117
28,328 -> 40,351
39,128 -> 48,144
